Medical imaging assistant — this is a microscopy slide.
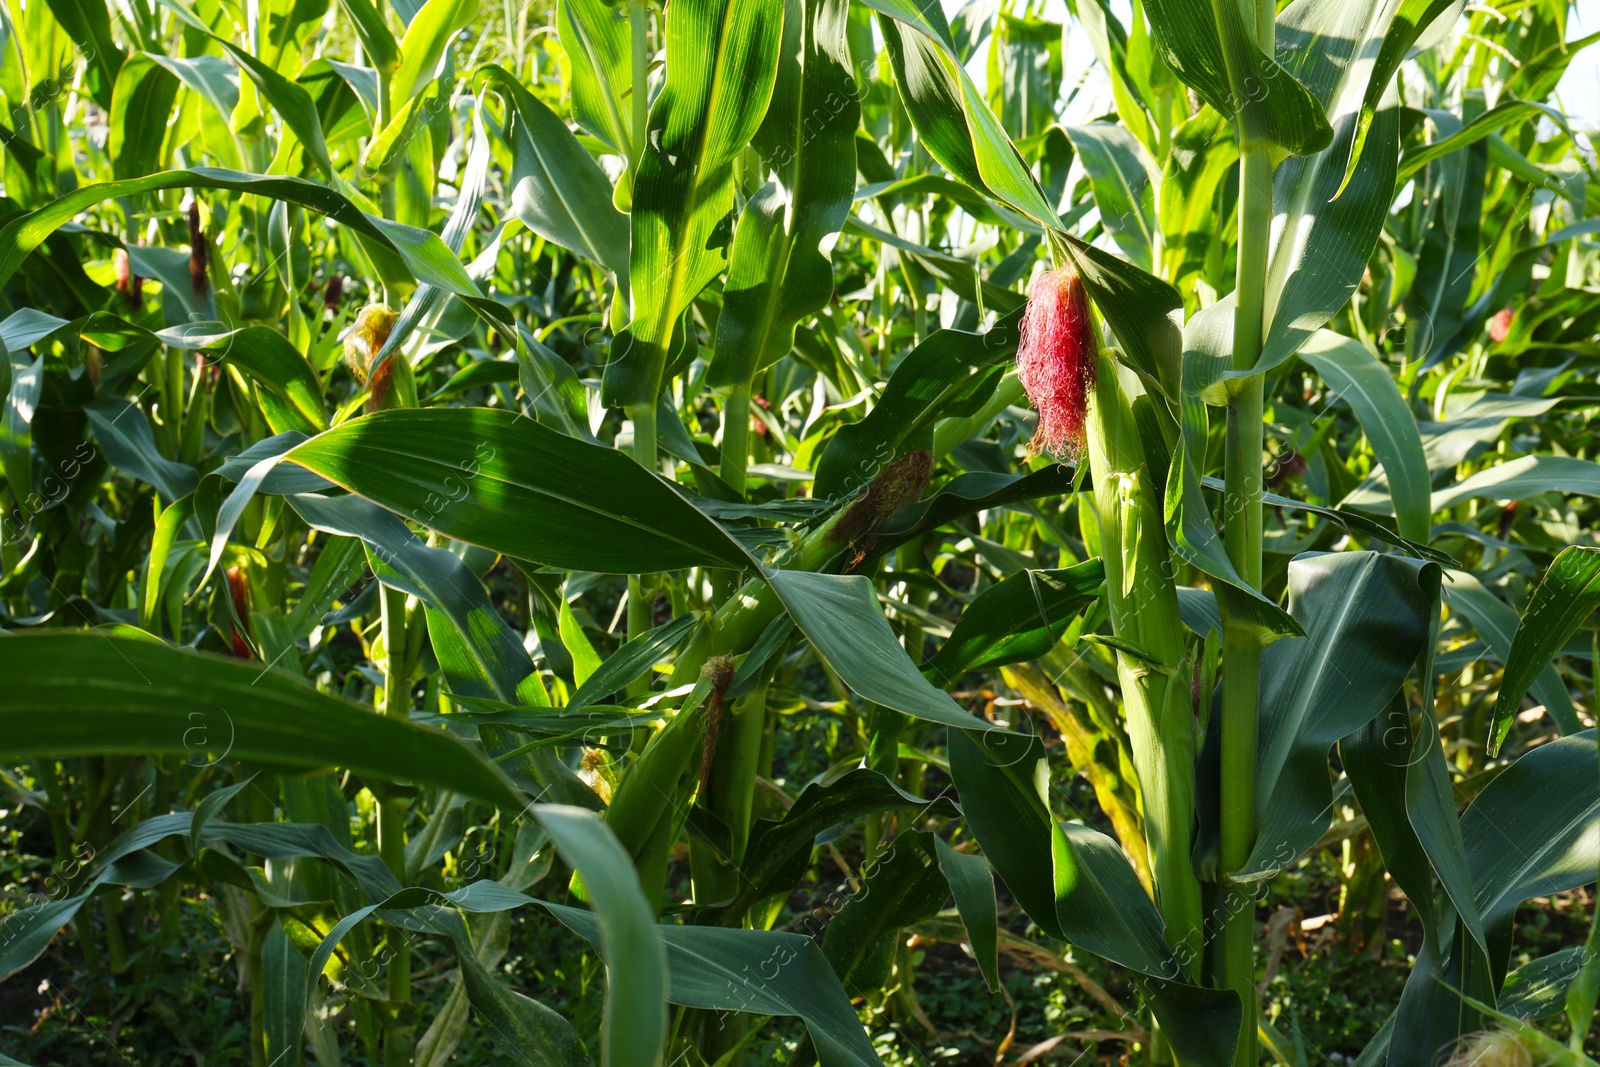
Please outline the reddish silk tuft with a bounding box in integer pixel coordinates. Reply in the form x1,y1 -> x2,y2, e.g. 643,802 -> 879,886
1017,268 -> 1096,460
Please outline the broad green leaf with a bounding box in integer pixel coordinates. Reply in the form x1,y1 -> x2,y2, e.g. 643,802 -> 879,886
1487,546 -> 1600,755
163,324 -> 326,434
551,906 -> 882,1067
83,399 -> 199,502
705,0 -> 859,391
1169,302 -> 1302,637
109,54 -> 180,180
949,728 -> 1241,1065
877,467 -> 1077,554
1465,729 -> 1600,983
296,881 -> 591,1067
1440,569 -> 1576,734
1064,122 -> 1156,270
875,8 -> 1058,226
1160,109 -> 1237,285
1138,0 -> 1332,154
934,837 -> 999,992
334,0 -> 400,71
925,562 -> 1105,686
536,806 -> 667,1067
1342,707 -> 1495,1064
151,53 -> 240,120
604,0 -> 784,408
1241,551 -> 1438,880
1297,331 -> 1429,543
812,308 -> 1021,500
717,768 -> 961,919
765,569 -> 1004,732
987,13 -> 1063,140
262,923 -> 311,1067
1397,99 -> 1569,183
567,615 -> 699,709
284,492 -> 541,704
479,65 -> 630,277
1335,0 -> 1461,196
0,168 -> 483,299
1408,103 -> 1487,366
1257,0 -> 1402,378
41,0 -> 124,107
1,352 -> 38,501
1430,454 -> 1600,513
823,830 -> 952,993
0,812 -> 193,980
0,633 -> 523,809
558,0 -> 633,158
286,408 -> 753,573
214,39 -> 336,178
390,0 -> 479,108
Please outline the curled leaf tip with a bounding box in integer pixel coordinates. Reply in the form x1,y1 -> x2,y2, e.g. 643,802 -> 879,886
1017,267 -> 1095,462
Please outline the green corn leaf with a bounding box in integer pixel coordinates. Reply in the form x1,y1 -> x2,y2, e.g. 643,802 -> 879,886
874,8 -> 1058,226
1487,546 -> 1600,755
1138,0 -> 1332,155
214,39 -> 336,178
1431,454 -> 1600,514
1255,0 -> 1402,378
1240,551 -> 1439,881
823,830 -> 952,993
109,54 -> 180,180
1063,122 -> 1157,270
604,0 -> 784,408
0,633 -> 523,809
552,906 -> 881,1067
284,492 -> 540,704
933,836 -> 1000,992
1441,569 -> 1577,734
766,569 -> 1010,732
0,168 -> 483,298
83,398 -> 199,502
261,923 -> 311,1067
1408,101 -> 1488,367
705,0 -> 859,391
1297,331 -> 1429,544
1334,0 -> 1461,197
812,307 -> 1022,500
41,0 -> 124,108
557,0 -> 634,159
479,65 -> 630,277
0,812 -> 194,981
536,806 -> 668,1067
286,408 -> 754,573
717,768 -> 961,919
1397,99 -> 1570,184
390,0 -> 479,108
949,727 -> 1242,1066
925,561 -> 1105,686
165,324 -> 327,434
1466,730 -> 1600,980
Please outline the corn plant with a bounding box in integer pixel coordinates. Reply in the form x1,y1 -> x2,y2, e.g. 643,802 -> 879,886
0,0 -> 1598,1063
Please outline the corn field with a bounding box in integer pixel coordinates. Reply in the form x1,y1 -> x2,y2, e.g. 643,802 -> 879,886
0,0 -> 1598,1062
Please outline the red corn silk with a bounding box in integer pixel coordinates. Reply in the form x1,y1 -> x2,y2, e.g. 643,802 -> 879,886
187,200 -> 209,300
1487,306 -> 1514,342
1017,268 -> 1096,460
224,566 -> 252,660
113,248 -> 142,307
